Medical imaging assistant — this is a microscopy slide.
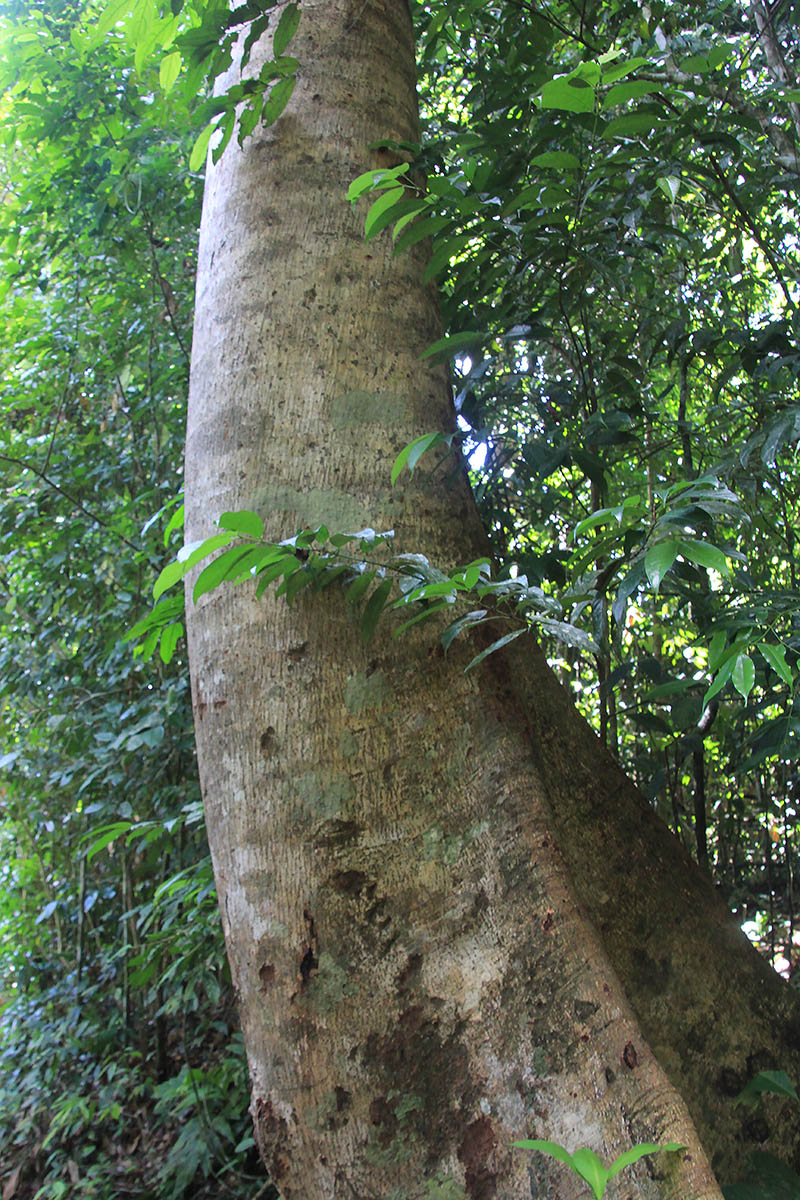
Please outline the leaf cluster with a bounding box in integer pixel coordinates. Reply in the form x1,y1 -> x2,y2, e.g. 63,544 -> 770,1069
132,505 -> 600,669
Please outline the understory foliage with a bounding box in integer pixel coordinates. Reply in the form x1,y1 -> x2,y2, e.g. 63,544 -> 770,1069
0,2 -> 265,1195
0,0 -> 799,1197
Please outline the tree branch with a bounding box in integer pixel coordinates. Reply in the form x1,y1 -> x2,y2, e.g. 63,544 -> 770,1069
0,453 -> 140,551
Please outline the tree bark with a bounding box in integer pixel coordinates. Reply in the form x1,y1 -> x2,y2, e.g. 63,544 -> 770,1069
507,646 -> 800,1181
184,1 -> 796,1195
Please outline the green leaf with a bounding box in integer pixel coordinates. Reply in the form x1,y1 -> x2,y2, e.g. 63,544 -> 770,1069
678,538 -> 731,575
657,175 -> 680,204
603,114 -> 658,138
391,432 -> 447,484
512,1139 -> 574,1167
461,559 -> 492,589
263,74 -> 296,126
393,552 -> 432,574
364,195 -> 426,242
129,0 -> 156,65
612,564 -> 643,625
531,151 -> 580,170
708,630 -> 727,672
501,184 -> 540,215
239,98 -> 263,142
391,204 -> 427,240
575,59 -> 602,84
570,1147 -> 608,1199
152,532 -> 237,600
393,600 -> 451,636
602,56 -> 649,84
85,822 -> 132,862
279,564 -> 315,605
598,47 -> 624,66
360,528 -> 386,547
159,622 -> 183,663
229,545 -> 275,580
346,569 -> 377,606
603,80 -> 659,106
164,503 -> 184,546
575,497 -> 642,536
762,412 -> 796,466
607,1143 -> 685,1182
152,558 -> 186,602
465,627 -> 526,671
423,234 -> 475,283
193,546 -> 255,603
537,618 -> 598,653
138,629 -> 160,661
420,331 -> 484,362
724,1151 -> 800,1200
255,555 -> 296,598
393,212 -> 449,256
178,532 -> 235,566
329,531 -> 359,547
189,121 -> 215,171
364,186 -> 405,240
682,53 -> 710,74
513,1138 -> 685,1199
361,577 -> 393,640
541,76 -> 595,113
347,168 -> 382,203
272,2 -> 300,56
399,579 -> 458,604
645,540 -> 678,591
158,13 -> 178,50
347,163 -> 409,204
758,643 -> 793,686
732,653 -> 755,700
125,595 -> 184,642
314,562 -> 351,590
736,1070 -> 799,1108
218,509 -> 264,539
92,0 -> 133,42
704,657 -> 735,706
159,50 -> 181,93
441,610 -> 489,653
260,54 -> 299,82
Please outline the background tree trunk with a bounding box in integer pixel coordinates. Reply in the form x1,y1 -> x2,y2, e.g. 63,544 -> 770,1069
184,1 -> 794,1195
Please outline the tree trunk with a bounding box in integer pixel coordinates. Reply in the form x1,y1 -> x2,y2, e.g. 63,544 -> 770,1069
508,646 -> 800,1181
184,2 -> 796,1195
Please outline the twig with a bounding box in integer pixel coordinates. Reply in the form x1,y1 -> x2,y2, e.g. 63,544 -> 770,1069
0,452 -> 140,551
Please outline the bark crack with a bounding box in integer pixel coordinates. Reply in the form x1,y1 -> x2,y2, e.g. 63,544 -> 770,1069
299,907 -> 319,984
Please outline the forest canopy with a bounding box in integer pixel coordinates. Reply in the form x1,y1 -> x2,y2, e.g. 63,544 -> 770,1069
1,0 -> 799,1197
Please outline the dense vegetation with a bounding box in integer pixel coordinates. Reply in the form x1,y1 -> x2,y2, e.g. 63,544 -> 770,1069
0,0 -> 798,1197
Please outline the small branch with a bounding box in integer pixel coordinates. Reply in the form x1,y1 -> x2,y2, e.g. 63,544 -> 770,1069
650,64 -> 800,173
672,132 -> 799,313
678,356 -> 695,478
0,453 -> 140,551
508,0 -> 601,52
142,210 -> 191,367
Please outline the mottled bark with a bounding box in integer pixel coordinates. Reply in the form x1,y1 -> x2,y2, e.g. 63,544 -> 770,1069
183,2 -> 794,1197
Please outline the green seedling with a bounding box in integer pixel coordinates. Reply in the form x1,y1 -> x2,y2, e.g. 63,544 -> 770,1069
512,1138 -> 685,1199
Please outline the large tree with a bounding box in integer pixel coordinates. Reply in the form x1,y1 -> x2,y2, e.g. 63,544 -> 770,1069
183,0 -> 800,1196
